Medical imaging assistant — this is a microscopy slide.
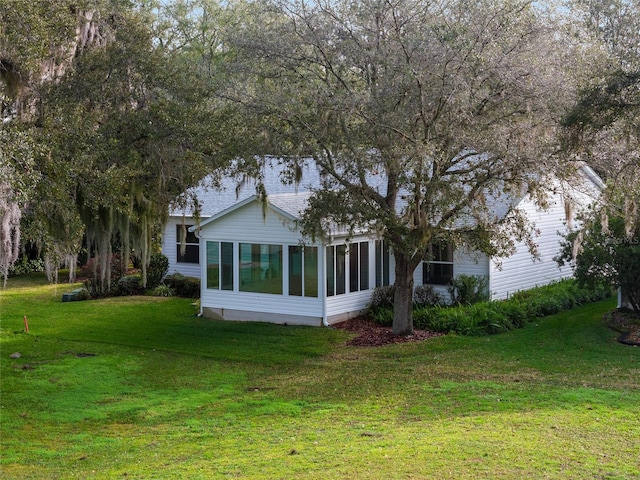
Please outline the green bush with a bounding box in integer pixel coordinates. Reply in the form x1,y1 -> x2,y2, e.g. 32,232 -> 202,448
112,275 -> 145,296
151,284 -> 174,297
368,285 -> 396,310
413,284 -> 444,307
447,274 -> 490,305
9,257 -> 45,276
74,288 -> 91,301
146,253 -> 169,289
164,273 -> 200,298
366,279 -> 612,336
414,279 -> 612,336
370,307 -> 394,326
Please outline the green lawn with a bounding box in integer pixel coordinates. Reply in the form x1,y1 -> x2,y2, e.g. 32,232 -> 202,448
1,274 -> 639,479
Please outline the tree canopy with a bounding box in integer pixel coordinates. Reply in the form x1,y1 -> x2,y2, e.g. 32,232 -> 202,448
0,0 -> 235,290
559,0 -> 640,316
223,0 -> 580,334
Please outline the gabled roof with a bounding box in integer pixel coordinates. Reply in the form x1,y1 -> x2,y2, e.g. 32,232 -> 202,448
171,158 -> 322,218
193,192 -> 312,231
177,158 -> 604,231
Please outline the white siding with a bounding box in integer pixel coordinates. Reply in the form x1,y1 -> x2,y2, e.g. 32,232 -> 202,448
415,247 -> 490,300
489,193 -> 571,300
199,201 -> 326,325
162,217 -> 201,278
455,248 -> 490,278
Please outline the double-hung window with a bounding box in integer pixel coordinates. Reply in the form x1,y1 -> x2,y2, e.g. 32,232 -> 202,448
177,225 -> 199,264
423,242 -> 454,285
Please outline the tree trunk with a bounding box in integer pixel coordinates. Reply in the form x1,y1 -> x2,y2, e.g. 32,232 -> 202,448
392,252 -> 417,336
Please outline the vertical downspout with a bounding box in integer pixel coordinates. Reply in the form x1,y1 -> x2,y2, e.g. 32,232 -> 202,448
192,225 -> 204,317
322,237 -> 329,327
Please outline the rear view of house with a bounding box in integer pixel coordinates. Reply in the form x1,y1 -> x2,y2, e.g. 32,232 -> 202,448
162,161 -> 603,326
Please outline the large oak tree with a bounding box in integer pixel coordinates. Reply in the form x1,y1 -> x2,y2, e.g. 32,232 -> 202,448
1,1 -> 235,290
225,0 -> 577,335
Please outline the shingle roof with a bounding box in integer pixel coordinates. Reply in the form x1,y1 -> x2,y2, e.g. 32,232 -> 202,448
267,192 -> 313,218
172,158 -> 603,229
170,159 -> 322,218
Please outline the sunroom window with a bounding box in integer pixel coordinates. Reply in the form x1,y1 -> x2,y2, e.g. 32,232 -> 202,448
239,243 -> 283,294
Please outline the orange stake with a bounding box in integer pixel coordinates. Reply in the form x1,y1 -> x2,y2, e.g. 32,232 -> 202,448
23,315 -> 29,333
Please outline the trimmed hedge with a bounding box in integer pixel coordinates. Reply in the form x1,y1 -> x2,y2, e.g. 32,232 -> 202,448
163,273 -> 200,298
112,275 -> 145,296
371,279 -> 611,336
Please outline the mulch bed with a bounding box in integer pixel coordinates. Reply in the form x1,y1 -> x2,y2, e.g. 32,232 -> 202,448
333,317 -> 444,347
604,309 -> 640,346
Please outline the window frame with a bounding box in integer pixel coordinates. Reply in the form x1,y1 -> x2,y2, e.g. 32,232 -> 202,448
239,243 -> 283,295
375,240 -> 390,287
176,224 -> 199,264
289,245 -> 319,298
206,241 -> 234,290
423,242 -> 454,285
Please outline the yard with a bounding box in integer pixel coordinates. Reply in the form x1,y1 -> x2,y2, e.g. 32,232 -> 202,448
1,274 -> 639,479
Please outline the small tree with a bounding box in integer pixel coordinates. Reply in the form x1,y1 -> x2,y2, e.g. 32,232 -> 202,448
558,210 -> 640,316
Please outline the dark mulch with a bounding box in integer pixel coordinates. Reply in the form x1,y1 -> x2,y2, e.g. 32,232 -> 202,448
604,309 -> 640,346
333,317 -> 444,347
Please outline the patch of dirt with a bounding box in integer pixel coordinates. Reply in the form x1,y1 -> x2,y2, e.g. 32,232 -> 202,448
604,309 -> 640,346
333,317 -> 444,347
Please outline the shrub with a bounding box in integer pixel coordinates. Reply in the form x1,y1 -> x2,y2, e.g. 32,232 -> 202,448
151,284 -> 174,297
163,273 -> 200,298
81,254 -> 126,297
74,288 -> 91,301
9,257 -> 45,276
112,275 -> 144,296
415,279 -> 612,336
413,284 -> 444,307
146,253 -> 169,289
367,285 -> 396,315
447,274 -> 489,305
369,307 -> 394,326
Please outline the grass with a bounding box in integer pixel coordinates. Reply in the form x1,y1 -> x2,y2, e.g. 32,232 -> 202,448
1,273 -> 639,479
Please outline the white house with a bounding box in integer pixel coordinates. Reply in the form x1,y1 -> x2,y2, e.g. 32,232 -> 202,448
162,161 -> 604,326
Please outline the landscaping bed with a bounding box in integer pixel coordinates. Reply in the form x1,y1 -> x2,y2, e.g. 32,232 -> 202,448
604,309 -> 640,346
334,317 -> 443,347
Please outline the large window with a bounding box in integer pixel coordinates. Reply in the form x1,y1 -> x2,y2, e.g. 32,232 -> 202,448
239,243 -> 283,294
375,240 -> 390,287
289,246 -> 319,297
423,242 -> 454,285
327,242 -> 369,296
349,242 -> 370,292
177,225 -> 199,263
206,241 -> 233,290
326,244 -> 346,296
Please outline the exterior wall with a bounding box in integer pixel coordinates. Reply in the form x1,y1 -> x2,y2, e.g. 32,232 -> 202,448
162,216 -> 202,278
198,202 -> 326,326
489,193 -> 571,300
416,247 -> 490,301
